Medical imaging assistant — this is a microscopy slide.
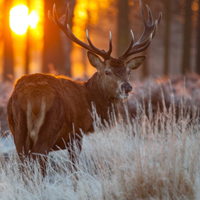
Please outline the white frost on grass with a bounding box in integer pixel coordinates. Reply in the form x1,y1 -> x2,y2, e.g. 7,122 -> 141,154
0,105 -> 199,200
0,134 -> 15,154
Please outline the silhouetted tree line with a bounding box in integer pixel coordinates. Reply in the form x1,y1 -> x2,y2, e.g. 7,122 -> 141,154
2,0 -> 200,81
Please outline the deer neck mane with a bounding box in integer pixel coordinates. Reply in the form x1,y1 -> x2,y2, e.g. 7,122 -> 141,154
85,72 -> 121,121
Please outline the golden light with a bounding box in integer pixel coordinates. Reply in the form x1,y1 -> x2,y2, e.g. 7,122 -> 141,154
28,11 -> 39,29
10,5 -> 39,35
192,2 -> 199,12
72,0 -> 112,78
10,5 -> 28,35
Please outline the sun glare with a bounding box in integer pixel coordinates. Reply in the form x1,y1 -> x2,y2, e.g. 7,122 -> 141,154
10,5 -> 39,35
28,11 -> 39,29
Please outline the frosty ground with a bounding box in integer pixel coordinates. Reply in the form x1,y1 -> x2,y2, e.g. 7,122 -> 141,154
0,74 -> 200,200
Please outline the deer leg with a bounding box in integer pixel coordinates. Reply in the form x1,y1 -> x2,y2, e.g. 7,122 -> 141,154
28,96 -> 65,173
7,97 -> 28,161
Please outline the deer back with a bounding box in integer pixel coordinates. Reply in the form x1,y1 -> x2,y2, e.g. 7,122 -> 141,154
7,73 -> 93,159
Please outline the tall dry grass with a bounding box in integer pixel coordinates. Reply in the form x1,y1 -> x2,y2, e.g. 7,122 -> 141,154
0,81 -> 13,132
0,74 -> 200,199
121,73 -> 200,121
0,100 -> 199,200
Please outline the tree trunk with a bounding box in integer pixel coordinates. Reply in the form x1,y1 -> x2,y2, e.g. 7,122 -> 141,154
43,0 -> 69,75
25,0 -> 30,74
62,0 -> 75,77
3,0 -> 14,81
141,50 -> 148,78
141,0 -> 150,78
196,0 -> 200,74
164,0 -> 171,75
116,0 -> 130,57
181,0 -> 192,74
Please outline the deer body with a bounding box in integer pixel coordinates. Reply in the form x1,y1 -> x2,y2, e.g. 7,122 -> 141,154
7,68 -> 124,160
7,0 -> 161,165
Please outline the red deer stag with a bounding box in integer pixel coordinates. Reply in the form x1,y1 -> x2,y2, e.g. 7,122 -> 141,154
7,0 -> 162,166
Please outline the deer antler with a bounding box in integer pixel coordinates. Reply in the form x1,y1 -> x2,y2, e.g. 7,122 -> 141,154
48,4 -> 113,60
119,0 -> 162,59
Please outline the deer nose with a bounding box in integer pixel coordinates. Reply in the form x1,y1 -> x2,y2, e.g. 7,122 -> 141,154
121,82 -> 132,93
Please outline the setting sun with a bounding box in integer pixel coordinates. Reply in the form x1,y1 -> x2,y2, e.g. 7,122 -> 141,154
10,5 -> 39,35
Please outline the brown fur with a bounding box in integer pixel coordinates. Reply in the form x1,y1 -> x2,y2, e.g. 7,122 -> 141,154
6,72 -> 118,164
109,58 -> 125,68
7,53 -> 145,168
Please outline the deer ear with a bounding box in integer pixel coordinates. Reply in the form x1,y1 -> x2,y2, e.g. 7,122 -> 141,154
87,51 -> 104,71
126,56 -> 146,70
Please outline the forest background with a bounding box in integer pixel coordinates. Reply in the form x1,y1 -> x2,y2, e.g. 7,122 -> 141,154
0,2 -> 199,199
0,0 -> 199,82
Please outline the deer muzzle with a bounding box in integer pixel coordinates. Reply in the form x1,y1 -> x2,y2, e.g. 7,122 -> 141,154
121,82 -> 132,94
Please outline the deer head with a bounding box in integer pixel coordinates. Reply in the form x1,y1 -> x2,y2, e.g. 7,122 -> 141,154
49,0 -> 162,100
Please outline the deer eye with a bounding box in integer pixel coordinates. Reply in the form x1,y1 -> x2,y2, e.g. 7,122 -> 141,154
128,71 -> 131,75
105,71 -> 111,75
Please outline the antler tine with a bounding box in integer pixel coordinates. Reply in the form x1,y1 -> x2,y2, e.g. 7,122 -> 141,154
158,12 -> 162,25
66,25 -> 93,51
49,4 -> 112,60
119,0 -> 162,59
119,30 -> 134,58
151,13 -> 162,40
137,1 -> 155,44
135,19 -> 157,48
146,4 -> 153,25
86,30 -> 112,59
48,4 -> 67,35
127,33 -> 153,56
64,4 -> 69,25
86,30 -> 104,53
107,31 -> 113,56
48,6 -> 55,24
86,30 -> 105,55
126,21 -> 158,57
152,19 -> 158,38
128,14 -> 162,57
140,0 -> 147,25
53,4 -> 62,25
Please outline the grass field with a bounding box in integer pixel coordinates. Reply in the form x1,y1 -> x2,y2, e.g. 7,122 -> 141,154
0,74 -> 200,199
0,102 -> 199,200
